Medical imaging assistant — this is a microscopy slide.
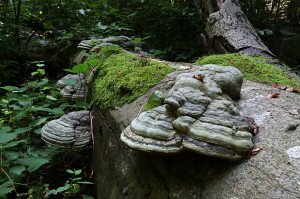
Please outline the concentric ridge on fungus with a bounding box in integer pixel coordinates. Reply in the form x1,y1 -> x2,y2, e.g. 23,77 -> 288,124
120,65 -> 255,160
56,74 -> 86,99
41,111 -> 91,149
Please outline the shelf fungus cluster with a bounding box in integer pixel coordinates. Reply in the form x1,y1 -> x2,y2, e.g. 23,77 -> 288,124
121,65 -> 257,160
56,74 -> 86,99
41,111 -> 91,149
78,36 -> 135,51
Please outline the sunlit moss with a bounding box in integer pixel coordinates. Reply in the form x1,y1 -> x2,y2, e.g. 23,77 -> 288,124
196,53 -> 300,88
91,48 -> 175,109
143,90 -> 165,111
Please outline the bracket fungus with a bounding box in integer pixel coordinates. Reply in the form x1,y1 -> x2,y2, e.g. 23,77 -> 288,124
41,111 -> 91,149
121,65 -> 257,160
78,36 -> 135,51
56,74 -> 86,99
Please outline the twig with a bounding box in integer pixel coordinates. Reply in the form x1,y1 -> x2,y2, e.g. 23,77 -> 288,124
0,148 -> 2,166
1,168 -> 18,195
1,148 -> 19,195
89,111 -> 94,179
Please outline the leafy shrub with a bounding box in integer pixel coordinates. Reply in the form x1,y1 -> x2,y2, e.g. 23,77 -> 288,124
0,63 -> 94,198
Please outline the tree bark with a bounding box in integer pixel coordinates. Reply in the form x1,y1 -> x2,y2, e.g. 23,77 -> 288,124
195,0 -> 275,59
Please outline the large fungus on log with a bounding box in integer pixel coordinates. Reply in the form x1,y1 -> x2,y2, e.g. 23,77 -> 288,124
121,65 -> 256,160
41,111 -> 91,149
56,74 -> 86,99
121,106 -> 183,153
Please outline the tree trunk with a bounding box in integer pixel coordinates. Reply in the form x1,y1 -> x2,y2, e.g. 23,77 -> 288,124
195,0 -> 275,59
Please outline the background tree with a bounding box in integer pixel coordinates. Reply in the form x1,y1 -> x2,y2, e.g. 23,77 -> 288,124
0,0 -> 299,84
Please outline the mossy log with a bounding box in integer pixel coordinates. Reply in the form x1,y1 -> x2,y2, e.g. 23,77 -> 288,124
87,49 -> 300,198
92,80 -> 300,199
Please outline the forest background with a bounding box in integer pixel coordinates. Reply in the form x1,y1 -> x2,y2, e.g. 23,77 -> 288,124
0,0 -> 299,84
0,0 -> 299,198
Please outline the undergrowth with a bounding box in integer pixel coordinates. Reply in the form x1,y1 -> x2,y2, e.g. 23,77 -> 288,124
0,62 -> 94,198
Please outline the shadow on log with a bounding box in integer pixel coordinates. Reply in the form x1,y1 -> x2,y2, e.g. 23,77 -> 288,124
92,80 -> 300,199
93,109 -> 238,199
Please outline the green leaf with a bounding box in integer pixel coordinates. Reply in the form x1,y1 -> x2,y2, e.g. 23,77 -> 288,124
87,59 -> 99,66
0,188 -> 13,197
1,99 -> 9,104
3,140 -> 25,148
46,184 -> 70,196
31,69 -> 45,76
18,87 -> 28,93
18,100 -> 32,108
31,71 -> 39,76
13,110 -> 29,122
31,148 -> 60,158
96,22 -> 108,30
46,95 -> 57,101
51,108 -> 65,116
0,181 -> 14,197
56,184 -> 70,193
3,151 -> 19,160
29,117 -> 48,127
32,107 -> 52,113
74,169 -> 82,175
46,189 -> 58,196
0,86 -> 27,93
77,181 -> 94,185
34,128 -> 41,135
18,157 -> 49,172
36,78 -> 49,88
14,127 -> 32,134
66,169 -> 74,174
38,69 -> 45,75
9,104 -> 21,111
41,86 -> 53,91
0,86 -> 20,92
9,166 -> 26,176
0,133 -> 17,144
0,126 -> 12,133
64,63 -> 89,74
0,181 -> 13,189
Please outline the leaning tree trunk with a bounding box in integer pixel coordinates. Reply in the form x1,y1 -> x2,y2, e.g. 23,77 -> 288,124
194,0 -> 275,59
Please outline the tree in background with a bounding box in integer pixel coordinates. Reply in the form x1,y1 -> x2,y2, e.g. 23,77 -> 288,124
240,0 -> 300,69
0,0 -> 299,84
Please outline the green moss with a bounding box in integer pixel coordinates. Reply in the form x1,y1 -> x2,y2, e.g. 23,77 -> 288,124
195,53 -> 300,88
143,90 -> 165,111
91,51 -> 175,109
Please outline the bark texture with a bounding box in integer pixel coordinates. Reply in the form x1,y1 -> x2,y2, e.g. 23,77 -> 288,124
93,79 -> 300,199
197,0 -> 275,58
195,0 -> 300,82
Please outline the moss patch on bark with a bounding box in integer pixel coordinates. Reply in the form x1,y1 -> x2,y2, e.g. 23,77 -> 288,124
195,53 -> 300,88
90,48 -> 175,109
